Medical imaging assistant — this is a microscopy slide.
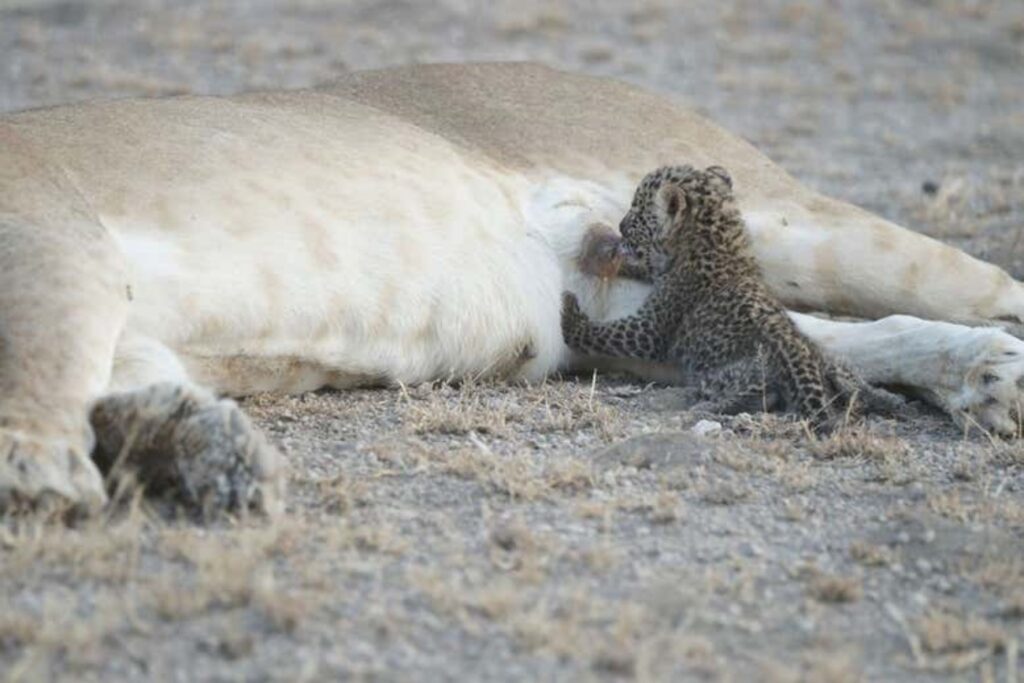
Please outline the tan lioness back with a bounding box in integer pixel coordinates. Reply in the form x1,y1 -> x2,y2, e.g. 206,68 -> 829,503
325,63 -> 803,200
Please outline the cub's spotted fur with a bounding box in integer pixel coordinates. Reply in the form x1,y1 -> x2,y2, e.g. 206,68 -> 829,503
562,165 -> 904,426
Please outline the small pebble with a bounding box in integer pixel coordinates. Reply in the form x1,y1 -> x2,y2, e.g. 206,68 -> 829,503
738,541 -> 762,557
691,419 -> 723,437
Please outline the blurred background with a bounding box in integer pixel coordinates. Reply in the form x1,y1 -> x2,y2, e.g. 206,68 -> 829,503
2,0 -> 1023,273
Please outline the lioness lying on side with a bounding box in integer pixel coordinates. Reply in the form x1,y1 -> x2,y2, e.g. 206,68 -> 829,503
1,63 -> 1022,515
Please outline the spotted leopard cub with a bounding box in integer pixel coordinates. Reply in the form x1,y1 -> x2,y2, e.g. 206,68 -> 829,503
562,165 -> 904,427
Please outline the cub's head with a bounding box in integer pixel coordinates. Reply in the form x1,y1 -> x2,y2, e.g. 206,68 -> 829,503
619,165 -> 735,273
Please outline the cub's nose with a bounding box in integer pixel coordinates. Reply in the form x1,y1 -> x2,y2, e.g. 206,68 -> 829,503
598,238 -> 632,261
618,240 -> 638,258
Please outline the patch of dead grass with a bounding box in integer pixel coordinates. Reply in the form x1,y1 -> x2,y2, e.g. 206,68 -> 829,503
400,380 -> 624,441
697,479 -> 751,506
806,574 -> 863,604
927,491 -> 1024,529
487,517 -> 553,581
808,426 -> 909,462
1,509 -> 148,584
776,459 -> 817,493
402,382 -> 514,436
0,592 -> 131,673
427,438 -> 595,502
915,610 -> 1007,657
809,425 -> 921,485
850,541 -> 894,567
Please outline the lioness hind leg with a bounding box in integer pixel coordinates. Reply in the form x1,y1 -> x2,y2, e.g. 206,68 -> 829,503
793,313 -> 1024,435
0,213 -> 129,515
93,337 -> 286,518
747,195 -> 1024,327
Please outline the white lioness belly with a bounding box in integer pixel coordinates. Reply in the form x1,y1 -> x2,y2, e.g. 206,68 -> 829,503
93,98 -> 567,393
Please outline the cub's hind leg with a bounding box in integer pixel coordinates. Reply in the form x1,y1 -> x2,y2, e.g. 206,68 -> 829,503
0,212 -> 128,515
822,360 -> 908,419
90,336 -> 286,518
688,355 -> 782,416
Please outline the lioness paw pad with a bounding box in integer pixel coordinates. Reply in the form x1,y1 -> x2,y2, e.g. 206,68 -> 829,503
0,429 -> 106,516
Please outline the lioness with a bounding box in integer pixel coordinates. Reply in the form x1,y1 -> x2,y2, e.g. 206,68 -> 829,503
2,63 -> 1022,514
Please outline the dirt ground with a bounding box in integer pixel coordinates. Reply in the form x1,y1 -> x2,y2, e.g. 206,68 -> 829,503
1,1 -> 1023,681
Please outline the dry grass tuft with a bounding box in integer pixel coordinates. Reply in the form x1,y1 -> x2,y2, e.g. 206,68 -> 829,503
776,459 -> 817,493
2,510 -> 147,583
648,490 -> 683,524
809,426 -> 921,484
0,593 -> 129,671
999,591 -> 1024,618
433,447 -> 547,500
799,648 -> 862,683
544,458 -> 595,493
402,382 -> 513,436
400,379 -> 624,441
698,480 -> 751,506
806,574 -> 862,603
808,426 -> 909,462
147,518 -> 325,624
969,557 -> 1024,595
428,437 -> 595,502
928,491 -> 1024,528
849,541 -> 893,567
487,518 -> 553,582
890,606 -> 1014,673
306,472 -> 368,514
915,610 -> 1007,656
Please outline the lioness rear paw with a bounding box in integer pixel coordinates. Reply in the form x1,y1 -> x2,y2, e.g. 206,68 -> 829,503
91,383 -> 286,519
950,332 -> 1024,436
0,429 -> 106,516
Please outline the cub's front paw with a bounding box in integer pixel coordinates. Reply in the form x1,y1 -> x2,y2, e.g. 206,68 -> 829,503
561,292 -> 590,346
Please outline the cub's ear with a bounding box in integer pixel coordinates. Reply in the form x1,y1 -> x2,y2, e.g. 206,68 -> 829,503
657,184 -> 687,221
705,165 -> 733,189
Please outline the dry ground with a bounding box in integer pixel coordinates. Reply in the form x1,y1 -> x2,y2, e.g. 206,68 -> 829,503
1,0 -> 1023,681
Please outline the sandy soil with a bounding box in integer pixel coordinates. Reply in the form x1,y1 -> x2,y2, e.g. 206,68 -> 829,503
1,1 -> 1023,681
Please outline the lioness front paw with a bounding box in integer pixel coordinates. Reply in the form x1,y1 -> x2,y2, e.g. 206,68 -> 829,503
0,429 -> 106,515
91,383 -> 286,518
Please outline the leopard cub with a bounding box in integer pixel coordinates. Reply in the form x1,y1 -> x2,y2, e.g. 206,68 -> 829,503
562,165 -> 904,428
